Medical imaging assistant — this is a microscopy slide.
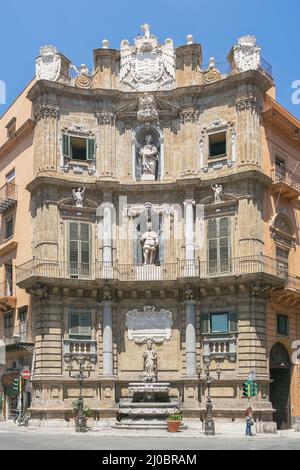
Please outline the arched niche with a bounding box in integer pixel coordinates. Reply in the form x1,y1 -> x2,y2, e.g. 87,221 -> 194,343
132,124 -> 164,181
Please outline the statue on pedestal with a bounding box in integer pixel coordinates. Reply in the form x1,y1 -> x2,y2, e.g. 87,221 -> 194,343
211,184 -> 223,204
140,222 -> 159,265
72,187 -> 85,207
139,135 -> 158,179
143,340 -> 157,382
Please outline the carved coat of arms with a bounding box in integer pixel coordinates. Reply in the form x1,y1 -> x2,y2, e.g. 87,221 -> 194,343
233,36 -> 261,72
36,46 -> 61,82
120,24 -> 175,92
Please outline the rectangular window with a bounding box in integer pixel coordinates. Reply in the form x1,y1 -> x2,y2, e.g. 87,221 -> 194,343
277,314 -> 288,336
276,246 -> 289,272
68,311 -> 91,339
5,263 -> 13,296
209,132 -> 227,159
4,312 -> 13,329
5,216 -> 13,239
62,134 -> 95,162
6,169 -> 15,183
208,217 -> 230,274
210,313 -> 229,334
68,222 -> 91,278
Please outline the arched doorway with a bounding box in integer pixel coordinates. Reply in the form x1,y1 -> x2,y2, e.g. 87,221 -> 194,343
269,342 -> 291,430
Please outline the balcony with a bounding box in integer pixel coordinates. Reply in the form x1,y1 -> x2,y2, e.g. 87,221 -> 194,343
16,255 -> 286,287
63,339 -> 97,363
202,334 -> 237,362
0,182 -> 18,213
0,282 -> 16,311
271,166 -> 300,200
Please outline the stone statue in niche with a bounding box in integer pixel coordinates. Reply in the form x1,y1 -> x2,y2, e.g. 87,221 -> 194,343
72,187 -> 85,207
139,135 -> 159,180
143,339 -> 157,382
211,184 -> 223,204
140,222 -> 159,265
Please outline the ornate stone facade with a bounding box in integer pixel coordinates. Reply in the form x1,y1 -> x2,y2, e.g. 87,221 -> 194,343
1,26 -> 300,432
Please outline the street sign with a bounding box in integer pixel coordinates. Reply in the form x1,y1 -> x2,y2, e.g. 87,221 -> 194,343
21,369 -> 30,380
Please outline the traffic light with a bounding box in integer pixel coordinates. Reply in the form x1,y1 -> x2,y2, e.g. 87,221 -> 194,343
241,381 -> 251,398
12,378 -> 19,391
251,382 -> 258,397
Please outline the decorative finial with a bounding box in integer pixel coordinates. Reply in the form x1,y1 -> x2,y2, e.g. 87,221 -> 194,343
141,23 -> 151,39
186,34 -> 194,45
209,57 -> 215,69
102,39 -> 109,49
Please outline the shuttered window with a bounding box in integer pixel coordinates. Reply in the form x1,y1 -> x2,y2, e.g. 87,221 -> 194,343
62,134 -> 95,161
68,222 -> 91,278
68,311 -> 91,339
208,218 -> 230,274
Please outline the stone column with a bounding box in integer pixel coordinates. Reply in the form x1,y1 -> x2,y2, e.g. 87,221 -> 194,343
236,93 -> 262,166
184,198 -> 195,262
103,202 -> 113,265
185,300 -> 197,376
33,104 -> 59,173
102,301 -> 113,376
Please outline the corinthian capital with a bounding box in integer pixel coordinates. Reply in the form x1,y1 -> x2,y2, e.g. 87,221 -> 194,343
34,104 -> 59,121
95,110 -> 117,125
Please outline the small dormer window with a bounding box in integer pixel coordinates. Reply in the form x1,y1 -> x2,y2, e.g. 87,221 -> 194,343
6,118 -> 16,139
209,132 -> 227,158
62,134 -> 95,162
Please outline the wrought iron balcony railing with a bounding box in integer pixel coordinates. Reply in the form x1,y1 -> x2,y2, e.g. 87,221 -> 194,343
16,255 -> 286,285
0,182 -> 18,213
272,166 -> 300,198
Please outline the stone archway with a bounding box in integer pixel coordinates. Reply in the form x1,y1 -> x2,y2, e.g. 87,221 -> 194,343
269,342 -> 291,430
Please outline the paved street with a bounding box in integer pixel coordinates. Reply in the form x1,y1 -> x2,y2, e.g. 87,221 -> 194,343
0,425 -> 299,450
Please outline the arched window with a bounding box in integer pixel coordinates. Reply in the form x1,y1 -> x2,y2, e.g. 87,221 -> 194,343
271,214 -> 295,273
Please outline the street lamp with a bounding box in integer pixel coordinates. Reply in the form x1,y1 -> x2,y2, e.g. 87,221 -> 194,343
67,356 -> 92,432
198,355 -> 221,436
12,335 -> 34,426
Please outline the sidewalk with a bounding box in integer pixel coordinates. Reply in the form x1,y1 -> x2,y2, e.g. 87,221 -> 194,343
0,421 -> 298,439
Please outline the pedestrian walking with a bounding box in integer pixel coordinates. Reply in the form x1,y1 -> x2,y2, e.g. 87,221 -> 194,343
245,407 -> 254,436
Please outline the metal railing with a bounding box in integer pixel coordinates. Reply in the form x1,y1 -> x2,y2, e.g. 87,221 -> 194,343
201,57 -> 273,80
272,166 -> 300,194
16,255 -> 286,284
0,182 -> 18,213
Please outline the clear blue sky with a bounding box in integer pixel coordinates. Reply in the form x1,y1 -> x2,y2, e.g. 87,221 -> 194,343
1,0 -> 300,118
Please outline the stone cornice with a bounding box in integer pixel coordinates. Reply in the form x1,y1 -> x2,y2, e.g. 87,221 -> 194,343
26,69 -> 273,107
25,166 -> 272,195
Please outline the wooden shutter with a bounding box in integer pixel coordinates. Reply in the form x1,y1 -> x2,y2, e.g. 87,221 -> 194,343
201,312 -> 210,334
87,138 -> 95,161
62,134 -> 70,157
79,312 -> 91,337
68,222 -> 91,277
228,311 -> 238,333
208,218 -> 230,273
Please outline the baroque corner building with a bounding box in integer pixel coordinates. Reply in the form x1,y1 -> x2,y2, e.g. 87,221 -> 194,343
0,27 -> 300,431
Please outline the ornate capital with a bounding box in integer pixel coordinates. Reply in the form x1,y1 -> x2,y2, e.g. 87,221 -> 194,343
95,110 -> 117,126
179,109 -> 200,124
236,96 -> 257,112
34,104 -> 59,121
